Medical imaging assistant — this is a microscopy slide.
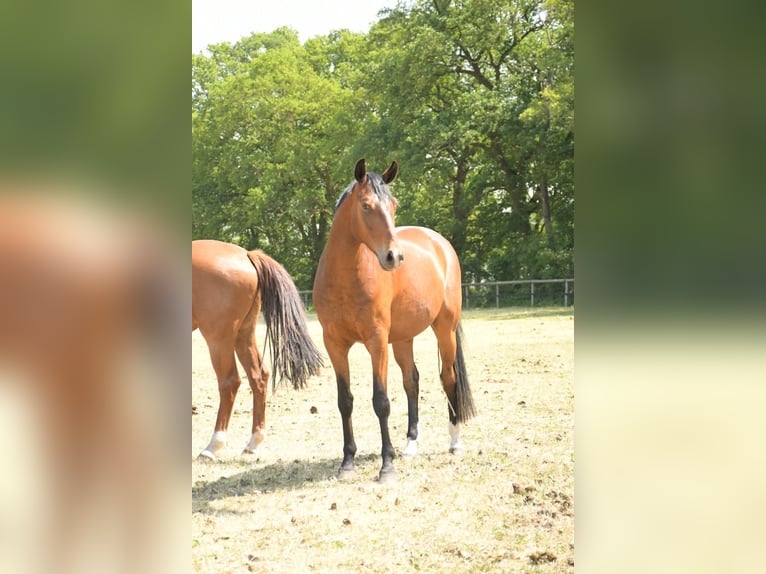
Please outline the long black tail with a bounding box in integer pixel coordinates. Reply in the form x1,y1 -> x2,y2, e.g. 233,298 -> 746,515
454,322 -> 476,423
247,250 -> 324,390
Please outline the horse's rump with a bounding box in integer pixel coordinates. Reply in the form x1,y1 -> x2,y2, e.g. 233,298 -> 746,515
191,240 -> 259,336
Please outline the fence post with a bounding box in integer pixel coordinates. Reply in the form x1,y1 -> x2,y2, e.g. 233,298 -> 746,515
457,279 -> 572,309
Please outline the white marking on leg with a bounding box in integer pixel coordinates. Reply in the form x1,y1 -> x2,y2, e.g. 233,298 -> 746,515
448,422 -> 463,453
243,429 -> 266,456
403,438 -> 418,456
199,430 -> 227,461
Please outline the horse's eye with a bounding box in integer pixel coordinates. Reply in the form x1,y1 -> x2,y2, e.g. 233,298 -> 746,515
361,202 -> 372,211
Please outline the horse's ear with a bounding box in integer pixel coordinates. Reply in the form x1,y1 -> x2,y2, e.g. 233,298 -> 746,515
382,161 -> 399,184
354,158 -> 367,182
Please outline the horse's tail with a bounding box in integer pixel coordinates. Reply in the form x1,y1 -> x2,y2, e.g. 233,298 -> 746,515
454,322 -> 476,423
246,250 -> 324,390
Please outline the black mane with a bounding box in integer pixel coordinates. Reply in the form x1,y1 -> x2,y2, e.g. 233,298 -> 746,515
333,172 -> 396,213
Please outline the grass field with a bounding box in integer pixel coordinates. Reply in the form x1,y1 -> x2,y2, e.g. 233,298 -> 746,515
192,307 -> 574,573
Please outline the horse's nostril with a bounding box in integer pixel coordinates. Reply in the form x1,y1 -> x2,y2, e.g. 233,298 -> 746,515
383,249 -> 402,269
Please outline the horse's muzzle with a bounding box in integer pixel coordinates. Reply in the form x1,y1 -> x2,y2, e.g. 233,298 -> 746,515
379,246 -> 404,271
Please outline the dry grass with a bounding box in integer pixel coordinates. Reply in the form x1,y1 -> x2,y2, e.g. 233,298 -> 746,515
192,307 -> 574,573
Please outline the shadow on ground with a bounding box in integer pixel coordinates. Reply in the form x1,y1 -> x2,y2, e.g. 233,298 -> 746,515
192,453 -> 380,513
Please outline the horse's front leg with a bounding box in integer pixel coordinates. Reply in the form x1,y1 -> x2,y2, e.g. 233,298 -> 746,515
365,335 -> 396,483
324,335 -> 356,480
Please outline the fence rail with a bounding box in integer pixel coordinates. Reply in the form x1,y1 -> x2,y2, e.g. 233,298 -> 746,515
463,279 -> 574,308
298,278 -> 574,310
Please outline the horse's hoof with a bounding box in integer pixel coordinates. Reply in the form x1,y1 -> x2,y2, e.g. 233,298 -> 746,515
449,443 -> 464,455
197,450 -> 217,462
377,467 -> 397,484
403,439 -> 418,456
337,467 -> 356,481
242,448 -> 261,460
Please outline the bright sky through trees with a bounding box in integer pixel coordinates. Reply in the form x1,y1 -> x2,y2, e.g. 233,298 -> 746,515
193,0 -> 398,51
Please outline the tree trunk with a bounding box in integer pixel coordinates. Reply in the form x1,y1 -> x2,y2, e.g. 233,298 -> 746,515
445,152 -> 473,257
539,175 -> 553,247
489,139 -> 532,235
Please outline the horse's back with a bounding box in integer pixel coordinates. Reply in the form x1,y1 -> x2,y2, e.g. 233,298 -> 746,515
395,226 -> 461,288
192,239 -> 251,271
192,240 -> 259,337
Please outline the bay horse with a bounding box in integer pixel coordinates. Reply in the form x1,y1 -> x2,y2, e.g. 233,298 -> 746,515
312,159 -> 476,483
192,239 -> 323,461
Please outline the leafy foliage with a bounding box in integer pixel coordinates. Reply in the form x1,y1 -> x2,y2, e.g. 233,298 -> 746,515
192,0 -> 573,289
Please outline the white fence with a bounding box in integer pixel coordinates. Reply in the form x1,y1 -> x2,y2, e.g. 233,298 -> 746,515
298,278 -> 574,310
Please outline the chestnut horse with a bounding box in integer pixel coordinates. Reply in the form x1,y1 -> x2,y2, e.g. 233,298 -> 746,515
312,159 -> 476,482
192,239 -> 323,461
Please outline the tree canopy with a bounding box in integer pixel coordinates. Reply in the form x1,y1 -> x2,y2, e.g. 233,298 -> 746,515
192,0 -> 573,289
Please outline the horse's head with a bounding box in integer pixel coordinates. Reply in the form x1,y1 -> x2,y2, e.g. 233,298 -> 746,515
343,158 -> 404,271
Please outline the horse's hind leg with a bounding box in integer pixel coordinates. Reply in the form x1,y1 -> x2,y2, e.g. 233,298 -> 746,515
199,337 -> 241,461
235,319 -> 270,457
393,339 -> 420,455
432,319 -> 462,453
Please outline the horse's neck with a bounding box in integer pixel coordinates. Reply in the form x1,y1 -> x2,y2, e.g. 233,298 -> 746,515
323,225 -> 379,279
325,231 -> 366,265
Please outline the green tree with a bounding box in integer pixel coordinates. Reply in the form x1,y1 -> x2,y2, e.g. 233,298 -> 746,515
192,29 -> 368,288
192,1 -> 574,288
361,0 -> 573,280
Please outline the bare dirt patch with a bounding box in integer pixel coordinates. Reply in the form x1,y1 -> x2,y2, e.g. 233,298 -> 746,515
192,307 -> 573,573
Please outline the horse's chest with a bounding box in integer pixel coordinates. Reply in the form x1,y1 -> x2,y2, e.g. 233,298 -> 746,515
314,254 -> 396,341
316,286 -> 390,341
333,290 -> 385,320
